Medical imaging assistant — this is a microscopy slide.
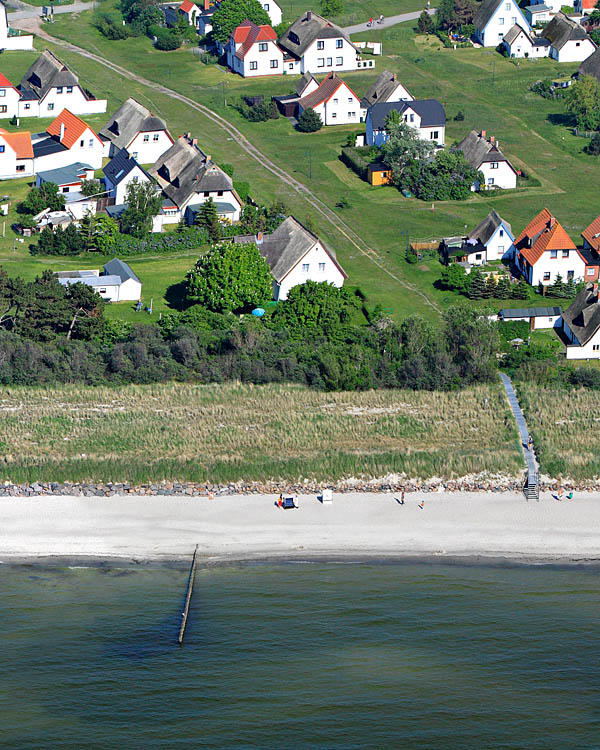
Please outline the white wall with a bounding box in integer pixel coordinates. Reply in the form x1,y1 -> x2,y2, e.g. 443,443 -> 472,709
478,160 -> 517,190
182,189 -> 242,221
303,83 -> 361,126
528,249 -> 586,286
476,0 -> 530,46
106,168 -> 150,205
0,147 -> 33,179
419,124 -> 445,146
533,313 -> 561,329
0,87 -> 21,119
506,30 -> 533,57
551,38 -> 596,62
34,128 -> 104,172
38,87 -> 107,118
301,37 -> 358,74
276,241 -> 345,300
126,131 -> 173,164
565,322 -> 600,358
263,0 -> 282,26
486,224 -> 515,260
387,82 -> 414,102
117,277 -> 142,301
228,39 -> 284,77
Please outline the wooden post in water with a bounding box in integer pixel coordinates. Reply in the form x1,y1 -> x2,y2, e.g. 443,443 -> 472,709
178,544 -> 199,645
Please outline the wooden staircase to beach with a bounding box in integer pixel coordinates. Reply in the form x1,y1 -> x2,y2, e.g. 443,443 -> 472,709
525,471 -> 539,501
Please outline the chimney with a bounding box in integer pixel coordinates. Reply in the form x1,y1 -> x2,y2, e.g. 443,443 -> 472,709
490,135 -> 495,144
204,0 -> 209,9
205,154 -> 211,162
481,129 -> 486,138
549,216 -> 555,228
306,11 -> 312,20
60,122 -> 65,141
392,73 -> 397,81
496,140 -> 499,150
256,231 -> 264,244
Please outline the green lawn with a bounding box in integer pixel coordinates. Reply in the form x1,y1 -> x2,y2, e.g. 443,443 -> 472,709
1,11 -> 598,323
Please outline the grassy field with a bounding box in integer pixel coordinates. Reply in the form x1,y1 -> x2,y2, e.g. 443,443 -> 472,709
1,9 -> 597,323
518,386 -> 600,481
0,382 -> 524,483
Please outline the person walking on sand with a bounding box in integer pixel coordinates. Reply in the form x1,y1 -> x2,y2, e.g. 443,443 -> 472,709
401,489 -> 405,505
418,500 -> 425,510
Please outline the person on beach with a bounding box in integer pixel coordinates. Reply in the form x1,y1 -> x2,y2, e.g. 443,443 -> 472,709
401,489 -> 405,504
567,491 -> 573,500
558,486 -> 564,501
528,436 -> 533,451
278,494 -> 283,508
418,500 -> 425,510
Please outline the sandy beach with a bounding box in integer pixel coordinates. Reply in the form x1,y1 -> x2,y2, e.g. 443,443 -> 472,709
0,490 -> 599,563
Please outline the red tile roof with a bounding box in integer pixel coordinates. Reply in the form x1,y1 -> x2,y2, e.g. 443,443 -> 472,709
582,215 -> 600,252
581,0 -> 596,8
0,127 -> 33,159
233,19 -> 277,58
46,109 -> 100,150
517,209 -> 577,265
179,0 -> 196,12
298,72 -> 360,110
0,73 -> 18,92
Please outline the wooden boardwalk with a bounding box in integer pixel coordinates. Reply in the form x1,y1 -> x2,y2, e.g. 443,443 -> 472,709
500,373 -> 539,499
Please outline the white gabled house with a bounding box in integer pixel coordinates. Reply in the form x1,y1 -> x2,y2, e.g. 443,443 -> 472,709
474,0 -> 531,47
562,282 -> 600,358
443,210 -> 515,265
36,162 -> 98,219
225,19 -> 283,77
515,208 -> 588,287
455,129 -> 519,190
297,72 -> 361,126
103,148 -> 152,205
0,4 -> 33,51
32,109 -> 104,172
0,127 -> 34,178
278,11 -> 359,75
0,74 -> 24,119
99,97 -> 174,162
234,215 -> 346,301
366,99 -> 445,147
360,70 -> 412,120
56,258 -> 142,303
502,23 -> 551,57
178,0 -> 201,25
543,12 -> 596,62
262,0 -> 282,27
524,4 -> 552,27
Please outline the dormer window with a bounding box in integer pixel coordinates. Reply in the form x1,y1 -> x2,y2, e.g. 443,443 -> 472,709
289,31 -> 300,45
259,42 -> 268,51
563,250 -> 570,258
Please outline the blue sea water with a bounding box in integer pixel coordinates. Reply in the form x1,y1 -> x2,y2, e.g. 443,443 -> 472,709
1,561 -> 599,749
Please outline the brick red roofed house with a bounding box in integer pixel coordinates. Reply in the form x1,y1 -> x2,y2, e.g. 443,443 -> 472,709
225,19 -> 283,77
0,73 -> 25,119
297,73 -> 362,125
515,208 -> 589,287
31,109 -> 104,172
0,127 -> 34,178
179,0 -> 201,25
579,215 -> 600,281
575,0 -> 597,16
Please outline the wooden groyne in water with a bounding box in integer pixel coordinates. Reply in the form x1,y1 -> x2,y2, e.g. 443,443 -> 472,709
178,544 -> 199,645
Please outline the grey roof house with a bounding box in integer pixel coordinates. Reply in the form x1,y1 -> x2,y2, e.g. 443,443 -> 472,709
99,97 -> 173,159
277,11 -> 359,73
562,283 -> 600,356
366,99 -> 445,146
55,259 -> 142,302
454,129 -> 518,190
360,70 -> 413,110
542,12 -> 596,61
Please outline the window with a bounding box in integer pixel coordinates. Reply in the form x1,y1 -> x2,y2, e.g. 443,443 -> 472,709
259,42 -> 268,51
264,3 -> 269,9
567,270 -> 574,279
270,59 -> 279,68
562,250 -> 570,258
203,191 -> 210,197
288,63 -> 294,70
302,264 -> 309,272
89,139 -> 94,148
318,58 -> 325,67
490,162 -> 498,169
0,145 -> 4,153
57,86 -> 63,94
67,86 -> 73,93
348,97 -> 352,103
336,39 -> 343,48
498,245 -> 504,254
0,106 -> 6,114
249,61 -> 258,70
488,178 -> 495,185
132,152 -> 138,160
0,89 -> 5,97
16,164 -> 25,172
588,268 -> 596,276
63,187 -> 70,193
317,41 -> 324,50
217,190 -> 223,196
543,272 -> 551,281
327,57 -> 332,66
80,139 -> 84,147
551,249 -> 557,258
476,253 -> 482,260
333,98 -> 338,104
336,57 -> 343,65
594,344 -> 600,351
48,103 -> 54,111
153,133 -> 159,141
576,42 -> 580,47
348,111 -> 356,117
143,134 -> 150,142
499,17 -> 504,24
498,33 -> 504,39
332,113 -> 337,118
319,262 -> 325,271
430,131 -> 439,139
505,2 -> 511,8
24,103 -> 30,110
512,16 -> 517,23
499,229 -> 504,237
409,113 -> 414,122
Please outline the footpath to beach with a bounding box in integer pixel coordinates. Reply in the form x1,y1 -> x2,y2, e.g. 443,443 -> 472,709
0,492 -> 599,563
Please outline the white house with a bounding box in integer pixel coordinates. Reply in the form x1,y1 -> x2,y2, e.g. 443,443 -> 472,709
99,97 -> 173,162
530,0 -> 569,13
234,215 -> 347,301
103,148 -> 151,205
443,210 -> 515,265
178,0 -> 201,25
502,24 -> 551,57
562,283 -> 600,358
516,209 -> 588,287
543,12 -> 596,62
32,109 -> 104,172
36,162 -> 98,219
499,305 -> 562,330
365,99 -> 445,147
262,0 -> 282,27
297,72 -> 361,126
0,127 -> 33,178
278,11 -> 359,75
0,4 -> 33,50
360,70 -> 412,120
0,73 -> 24,119
574,0 -> 596,15
474,0 -> 531,47
56,258 -> 142,302
455,129 -> 519,190
149,133 -> 243,225
226,19 -> 283,77
17,50 -> 107,118
524,4 -> 552,27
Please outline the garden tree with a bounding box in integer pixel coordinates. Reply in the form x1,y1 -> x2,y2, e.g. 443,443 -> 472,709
120,0 -> 163,31
453,0 -> 476,26
194,197 -> 221,242
18,182 -> 65,215
380,120 -> 435,184
564,276 -> 577,298
440,262 -> 469,293
153,27 -> 181,50
80,179 -> 103,197
467,266 -> 486,299
120,180 -> 163,238
185,241 -> 272,312
444,304 -> 499,384
79,212 -> 120,253
320,0 -> 344,16
297,108 -> 323,132
587,131 -> 600,156
405,150 -> 482,201
211,0 -> 270,43
549,272 -> 567,297
565,75 -> 600,131
271,281 -> 356,340
417,10 -> 434,33
482,274 -> 497,299
511,278 -> 529,299
63,282 -> 105,340
496,275 -> 512,300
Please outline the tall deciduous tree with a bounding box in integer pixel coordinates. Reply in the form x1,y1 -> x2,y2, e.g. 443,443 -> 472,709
211,0 -> 270,43
565,75 -> 600,131
380,120 -> 436,184
320,0 -> 344,17
120,180 -> 163,238
18,182 -> 66,215
185,241 -> 273,312
271,280 -> 355,339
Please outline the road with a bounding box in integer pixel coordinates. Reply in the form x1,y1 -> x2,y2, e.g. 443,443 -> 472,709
343,8 -> 436,35
7,1 -> 93,20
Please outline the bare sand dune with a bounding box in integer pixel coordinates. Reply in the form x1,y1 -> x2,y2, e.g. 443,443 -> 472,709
1,491 -> 599,563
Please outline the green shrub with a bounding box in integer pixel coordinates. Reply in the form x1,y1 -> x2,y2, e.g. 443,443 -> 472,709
340,146 -> 370,180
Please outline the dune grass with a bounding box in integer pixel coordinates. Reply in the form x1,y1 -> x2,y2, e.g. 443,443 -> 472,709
518,386 -> 600,481
0,382 -> 523,484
